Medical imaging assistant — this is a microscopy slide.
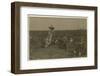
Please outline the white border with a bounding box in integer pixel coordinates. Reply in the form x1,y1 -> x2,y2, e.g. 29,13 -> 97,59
20,7 -> 95,70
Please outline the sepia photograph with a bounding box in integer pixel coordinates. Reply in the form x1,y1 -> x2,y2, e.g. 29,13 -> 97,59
28,15 -> 87,60
11,2 -> 97,73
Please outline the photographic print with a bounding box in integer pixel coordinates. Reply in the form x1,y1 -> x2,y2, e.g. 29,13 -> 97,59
11,2 -> 97,74
29,15 -> 87,60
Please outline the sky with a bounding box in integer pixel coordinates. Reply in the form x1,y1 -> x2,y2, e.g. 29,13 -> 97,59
28,15 -> 87,31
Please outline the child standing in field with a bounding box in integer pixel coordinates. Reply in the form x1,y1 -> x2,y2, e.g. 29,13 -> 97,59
45,25 -> 55,48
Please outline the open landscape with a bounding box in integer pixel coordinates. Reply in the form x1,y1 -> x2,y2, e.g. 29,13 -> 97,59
29,30 -> 87,60
28,15 -> 87,60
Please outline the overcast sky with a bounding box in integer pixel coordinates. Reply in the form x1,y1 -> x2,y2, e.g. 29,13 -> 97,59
29,16 -> 87,31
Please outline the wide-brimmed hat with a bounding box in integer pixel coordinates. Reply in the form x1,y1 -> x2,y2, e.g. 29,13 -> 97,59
49,25 -> 54,30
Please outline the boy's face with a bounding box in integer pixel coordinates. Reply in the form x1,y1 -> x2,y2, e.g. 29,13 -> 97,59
50,29 -> 54,31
